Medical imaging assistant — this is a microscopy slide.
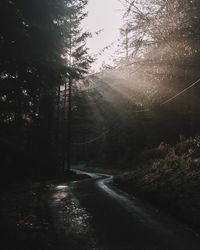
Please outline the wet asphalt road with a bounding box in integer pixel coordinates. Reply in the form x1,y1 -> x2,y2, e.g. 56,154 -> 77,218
47,171 -> 200,250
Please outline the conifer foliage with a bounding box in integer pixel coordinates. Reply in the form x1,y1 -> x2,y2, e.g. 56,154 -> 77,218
0,0 -> 90,178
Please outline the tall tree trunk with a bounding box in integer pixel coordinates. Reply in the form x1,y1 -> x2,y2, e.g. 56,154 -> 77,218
125,27 -> 129,62
62,81 -> 67,173
66,16 -> 72,172
66,77 -> 72,172
15,74 -> 24,146
55,84 -> 62,173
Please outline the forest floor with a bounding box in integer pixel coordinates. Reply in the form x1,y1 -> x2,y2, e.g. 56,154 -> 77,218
114,136 -> 200,235
0,172 -> 90,250
0,181 -> 57,250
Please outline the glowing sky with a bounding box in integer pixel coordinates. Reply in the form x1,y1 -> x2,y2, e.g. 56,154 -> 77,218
82,0 -> 124,71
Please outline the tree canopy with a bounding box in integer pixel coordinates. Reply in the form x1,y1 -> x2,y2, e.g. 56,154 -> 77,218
0,0 -> 91,178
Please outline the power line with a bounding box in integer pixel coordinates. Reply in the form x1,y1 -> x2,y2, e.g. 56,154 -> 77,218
71,77 -> 200,145
78,76 -> 199,149
131,77 -> 200,112
72,130 -> 109,145
134,109 -> 150,113
161,78 -> 200,105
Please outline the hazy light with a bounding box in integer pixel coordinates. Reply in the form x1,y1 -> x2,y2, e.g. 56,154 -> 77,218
56,185 -> 68,190
82,0 -> 124,71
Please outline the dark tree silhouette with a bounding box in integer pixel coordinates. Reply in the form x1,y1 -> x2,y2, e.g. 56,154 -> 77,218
0,0 -> 91,179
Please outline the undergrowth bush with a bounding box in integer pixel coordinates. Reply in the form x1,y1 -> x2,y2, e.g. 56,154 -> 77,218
141,142 -> 171,160
114,135 -> 200,232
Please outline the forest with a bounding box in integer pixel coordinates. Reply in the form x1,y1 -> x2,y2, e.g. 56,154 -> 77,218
0,0 -> 92,179
70,0 -> 200,169
1,0 -> 200,179
1,1 -> 200,250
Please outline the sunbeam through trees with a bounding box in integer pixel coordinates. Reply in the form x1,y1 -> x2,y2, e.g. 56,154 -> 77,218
1,1 -> 200,250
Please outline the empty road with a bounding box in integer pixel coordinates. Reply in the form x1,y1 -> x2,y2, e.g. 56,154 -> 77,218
46,170 -> 200,250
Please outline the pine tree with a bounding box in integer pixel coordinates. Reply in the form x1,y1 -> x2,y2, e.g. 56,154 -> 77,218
0,0 -> 92,178
60,0 -> 93,172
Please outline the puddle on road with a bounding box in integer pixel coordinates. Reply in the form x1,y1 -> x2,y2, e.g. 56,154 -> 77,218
62,198 -> 92,234
53,191 -> 69,202
49,184 -> 99,250
56,185 -> 68,190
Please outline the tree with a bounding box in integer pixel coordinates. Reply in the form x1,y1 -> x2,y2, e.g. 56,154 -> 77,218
59,0 -> 93,173
0,0 -> 91,179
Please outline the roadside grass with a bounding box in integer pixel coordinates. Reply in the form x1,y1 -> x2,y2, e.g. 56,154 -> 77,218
114,136 -> 200,234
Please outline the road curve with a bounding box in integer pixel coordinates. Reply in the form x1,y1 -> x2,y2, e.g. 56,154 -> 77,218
48,170 -> 200,250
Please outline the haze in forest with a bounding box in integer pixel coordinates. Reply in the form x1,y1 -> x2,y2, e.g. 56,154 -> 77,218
1,2 -> 200,249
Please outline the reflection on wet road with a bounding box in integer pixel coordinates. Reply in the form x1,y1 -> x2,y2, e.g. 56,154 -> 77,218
45,171 -> 200,250
46,182 -> 97,250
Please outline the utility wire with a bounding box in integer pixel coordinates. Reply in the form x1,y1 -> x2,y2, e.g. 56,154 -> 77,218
132,77 -> 200,112
161,78 -> 200,105
72,130 -> 109,145
71,77 -> 200,145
